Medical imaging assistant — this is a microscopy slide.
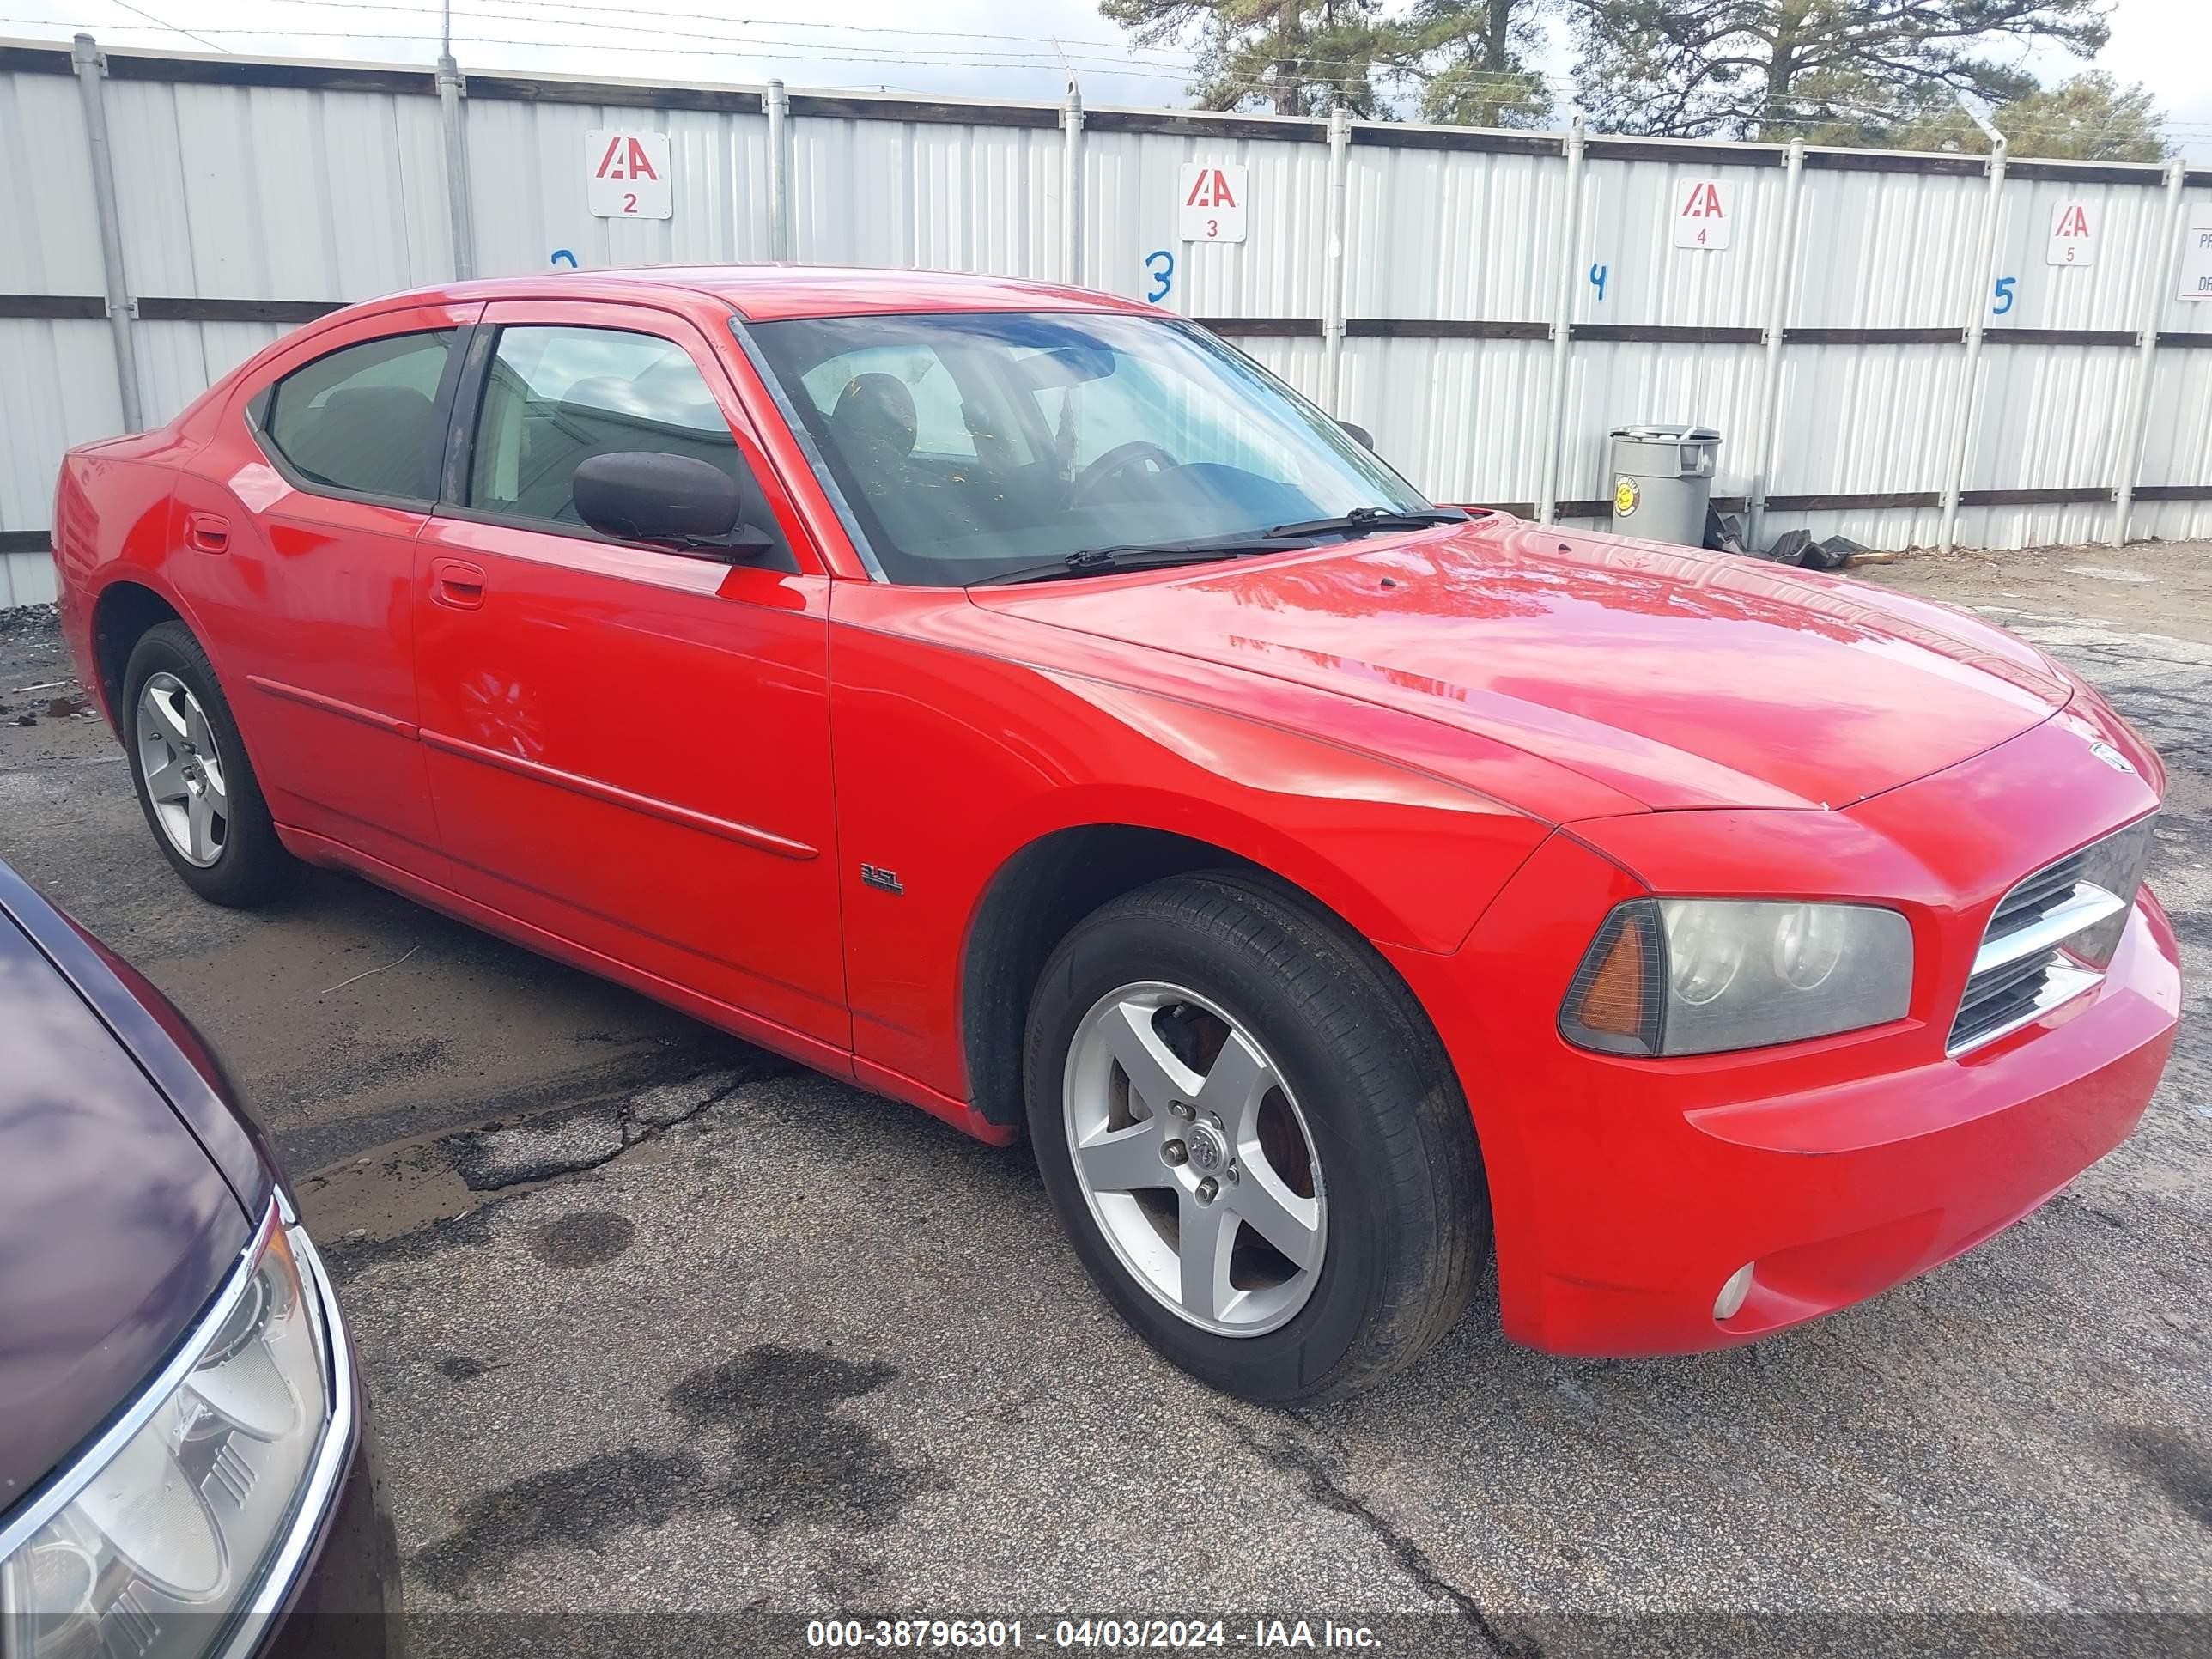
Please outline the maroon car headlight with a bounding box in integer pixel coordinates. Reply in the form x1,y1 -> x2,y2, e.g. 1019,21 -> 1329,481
1,1215 -> 331,1659
1560,899 -> 1913,1057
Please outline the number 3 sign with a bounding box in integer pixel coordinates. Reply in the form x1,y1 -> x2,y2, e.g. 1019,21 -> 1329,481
587,131 -> 673,220
1178,163 -> 1249,244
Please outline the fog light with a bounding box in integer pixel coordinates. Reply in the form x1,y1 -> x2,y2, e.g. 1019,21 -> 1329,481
1713,1262 -> 1755,1322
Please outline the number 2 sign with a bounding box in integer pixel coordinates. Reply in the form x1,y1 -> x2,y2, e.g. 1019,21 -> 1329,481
586,131 -> 672,220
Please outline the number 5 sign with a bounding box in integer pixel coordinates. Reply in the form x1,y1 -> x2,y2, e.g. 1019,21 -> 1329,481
1178,163 -> 1248,243
586,131 -> 672,219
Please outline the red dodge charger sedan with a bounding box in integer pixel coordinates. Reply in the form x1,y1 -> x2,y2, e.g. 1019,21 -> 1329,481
52,266 -> 2179,1402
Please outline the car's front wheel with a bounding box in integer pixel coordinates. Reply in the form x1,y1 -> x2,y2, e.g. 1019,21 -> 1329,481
122,622 -> 294,906
1024,872 -> 1489,1404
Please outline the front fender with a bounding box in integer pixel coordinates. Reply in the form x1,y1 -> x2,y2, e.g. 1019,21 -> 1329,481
828,593 -> 1553,1103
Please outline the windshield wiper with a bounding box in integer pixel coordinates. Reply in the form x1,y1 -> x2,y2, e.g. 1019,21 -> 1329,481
976,538 -> 1284,586
1264,506 -> 1470,539
975,508 -> 1469,586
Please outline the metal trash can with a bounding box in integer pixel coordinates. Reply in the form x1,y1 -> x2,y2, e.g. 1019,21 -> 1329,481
1607,424 -> 1720,546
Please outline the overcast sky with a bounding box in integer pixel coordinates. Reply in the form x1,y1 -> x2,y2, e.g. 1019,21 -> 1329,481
4,0 -> 2208,159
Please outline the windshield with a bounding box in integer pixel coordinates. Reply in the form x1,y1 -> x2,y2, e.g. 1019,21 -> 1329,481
744,310 -> 1431,586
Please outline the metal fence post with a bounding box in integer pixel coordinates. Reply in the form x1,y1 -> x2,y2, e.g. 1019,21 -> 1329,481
1323,102 -> 1352,415
2111,158 -> 2188,548
1940,136 -> 2006,556
70,33 -> 143,434
1537,112 -> 1586,526
1060,80 -> 1085,287
435,52 -> 476,280
1745,137 -> 1805,552
765,79 -> 792,261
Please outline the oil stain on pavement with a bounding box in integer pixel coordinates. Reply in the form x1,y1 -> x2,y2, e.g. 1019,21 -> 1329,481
410,1344 -> 947,1595
530,1210 -> 636,1268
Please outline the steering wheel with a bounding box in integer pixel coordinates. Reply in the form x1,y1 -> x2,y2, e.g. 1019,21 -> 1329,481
1071,441 -> 1179,507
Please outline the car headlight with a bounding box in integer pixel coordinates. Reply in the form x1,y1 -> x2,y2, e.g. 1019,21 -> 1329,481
1560,898 -> 1913,1057
2,1214 -> 330,1659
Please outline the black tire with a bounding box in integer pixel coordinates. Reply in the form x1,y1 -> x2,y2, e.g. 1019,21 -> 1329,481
1024,872 -> 1489,1404
121,621 -> 295,907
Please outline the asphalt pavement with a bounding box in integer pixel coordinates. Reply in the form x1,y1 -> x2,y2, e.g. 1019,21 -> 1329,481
0,542 -> 2206,1656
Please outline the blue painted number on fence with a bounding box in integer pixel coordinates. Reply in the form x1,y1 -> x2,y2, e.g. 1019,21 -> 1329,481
1145,249 -> 1175,304
1589,263 -> 1608,302
1991,275 -> 2015,316
550,248 -> 579,270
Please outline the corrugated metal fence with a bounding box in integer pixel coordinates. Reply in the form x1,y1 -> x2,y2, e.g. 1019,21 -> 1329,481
3,34 -> 2210,606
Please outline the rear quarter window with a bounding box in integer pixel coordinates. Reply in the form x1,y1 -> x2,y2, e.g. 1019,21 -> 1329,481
258,331 -> 456,501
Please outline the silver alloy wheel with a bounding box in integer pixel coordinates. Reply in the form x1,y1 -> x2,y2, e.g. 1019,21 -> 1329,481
1062,981 -> 1327,1336
135,672 -> 229,867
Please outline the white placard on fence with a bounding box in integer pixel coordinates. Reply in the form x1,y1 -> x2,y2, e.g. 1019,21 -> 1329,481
1673,179 -> 1731,250
2181,208 -> 2212,301
1179,163 -> 1248,243
2047,201 -> 2097,267
586,130 -> 672,219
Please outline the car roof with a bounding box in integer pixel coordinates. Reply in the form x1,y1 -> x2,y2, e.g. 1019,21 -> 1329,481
380,264 -> 1158,324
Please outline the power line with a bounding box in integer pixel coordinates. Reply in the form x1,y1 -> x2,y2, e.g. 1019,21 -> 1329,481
7,13 -> 2206,146
249,0 -> 1213,70
107,0 -> 225,52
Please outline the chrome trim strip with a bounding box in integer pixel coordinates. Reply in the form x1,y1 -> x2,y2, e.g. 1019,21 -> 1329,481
420,726 -> 818,860
246,673 -> 420,741
1972,882 -> 2127,976
214,1223 -> 358,1659
0,1203 -> 280,1560
1947,961 -> 2102,1058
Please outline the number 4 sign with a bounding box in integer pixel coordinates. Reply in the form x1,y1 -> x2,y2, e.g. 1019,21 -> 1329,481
586,130 -> 672,220
1673,179 -> 1730,250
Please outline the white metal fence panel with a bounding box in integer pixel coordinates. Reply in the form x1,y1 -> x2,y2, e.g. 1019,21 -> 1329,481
0,69 -> 103,295
1577,157 -> 1788,331
1792,167 -> 1991,330
1343,139 -> 1559,325
1343,337 -> 1553,507
0,319 -> 118,605
1,36 -> 2208,594
131,319 -> 286,427
1082,126 -> 1332,318
466,97 -> 771,274
104,77 -> 452,301
790,113 -> 1054,277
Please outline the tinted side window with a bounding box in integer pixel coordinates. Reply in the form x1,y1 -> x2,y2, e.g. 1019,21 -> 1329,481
262,331 -> 454,500
467,326 -> 789,566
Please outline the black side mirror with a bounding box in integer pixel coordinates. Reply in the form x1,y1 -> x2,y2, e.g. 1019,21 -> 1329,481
1339,420 -> 1376,452
574,452 -> 743,550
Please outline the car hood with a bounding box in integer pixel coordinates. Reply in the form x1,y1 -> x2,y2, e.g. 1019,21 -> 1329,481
973,515 -> 2070,813
0,906 -> 249,1512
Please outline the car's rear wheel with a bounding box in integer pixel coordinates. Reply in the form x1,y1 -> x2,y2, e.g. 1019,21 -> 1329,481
123,622 -> 294,906
1024,872 -> 1489,1404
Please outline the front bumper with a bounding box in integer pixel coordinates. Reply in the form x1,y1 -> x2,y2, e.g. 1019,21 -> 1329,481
1388,709 -> 2182,1358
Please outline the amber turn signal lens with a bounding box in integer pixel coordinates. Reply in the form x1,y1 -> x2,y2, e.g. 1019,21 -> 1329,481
1577,917 -> 1648,1038
1559,902 -> 1664,1056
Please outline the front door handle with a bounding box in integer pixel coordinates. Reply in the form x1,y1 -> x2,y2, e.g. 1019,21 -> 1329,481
183,512 -> 229,554
430,557 -> 487,611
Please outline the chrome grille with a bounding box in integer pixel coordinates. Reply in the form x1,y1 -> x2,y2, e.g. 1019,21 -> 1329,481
1948,816 -> 2157,1056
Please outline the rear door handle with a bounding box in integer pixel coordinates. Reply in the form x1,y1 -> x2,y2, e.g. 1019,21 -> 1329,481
430,557 -> 487,611
183,512 -> 229,554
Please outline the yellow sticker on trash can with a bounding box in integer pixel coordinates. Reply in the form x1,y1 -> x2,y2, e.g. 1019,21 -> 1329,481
1613,477 -> 1640,517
